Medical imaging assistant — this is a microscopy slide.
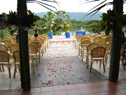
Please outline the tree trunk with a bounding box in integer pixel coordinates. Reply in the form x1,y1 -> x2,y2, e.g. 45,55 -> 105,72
109,0 -> 123,82
17,0 -> 31,90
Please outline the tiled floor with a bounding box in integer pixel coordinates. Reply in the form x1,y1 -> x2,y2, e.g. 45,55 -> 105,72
0,79 -> 126,95
0,36 -> 126,94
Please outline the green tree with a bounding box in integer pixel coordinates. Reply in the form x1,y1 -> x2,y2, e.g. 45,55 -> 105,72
0,13 -> 7,39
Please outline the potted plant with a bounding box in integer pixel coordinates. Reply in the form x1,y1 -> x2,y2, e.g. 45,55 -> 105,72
62,22 -> 71,38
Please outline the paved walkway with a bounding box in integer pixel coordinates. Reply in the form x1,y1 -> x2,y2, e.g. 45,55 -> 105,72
31,42 -> 107,87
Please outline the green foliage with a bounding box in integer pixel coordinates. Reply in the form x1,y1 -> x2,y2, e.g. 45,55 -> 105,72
71,20 -> 101,33
99,9 -> 126,35
5,10 -> 40,28
34,11 -> 54,34
0,13 -> 8,39
0,28 -> 11,39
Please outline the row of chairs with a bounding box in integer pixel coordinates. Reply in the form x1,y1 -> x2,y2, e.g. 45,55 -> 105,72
0,49 -> 19,78
0,44 -> 38,78
0,34 -> 50,78
28,34 -> 50,56
0,34 -> 50,59
74,33 -> 125,72
77,34 -> 111,60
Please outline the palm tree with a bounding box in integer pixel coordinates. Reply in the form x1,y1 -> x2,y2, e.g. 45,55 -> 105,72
17,0 -> 58,90
17,0 -> 30,91
83,0 -> 124,82
109,0 -> 123,82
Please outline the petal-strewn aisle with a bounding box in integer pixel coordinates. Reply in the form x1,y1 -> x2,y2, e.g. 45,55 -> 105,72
31,38 -> 107,87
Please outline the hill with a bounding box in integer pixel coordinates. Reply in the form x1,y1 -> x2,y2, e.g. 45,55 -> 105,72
35,12 -> 102,21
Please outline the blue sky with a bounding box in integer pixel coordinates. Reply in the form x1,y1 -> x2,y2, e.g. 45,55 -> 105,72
0,0 -> 125,14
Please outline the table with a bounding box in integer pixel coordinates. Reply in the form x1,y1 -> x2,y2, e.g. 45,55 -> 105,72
76,31 -> 85,36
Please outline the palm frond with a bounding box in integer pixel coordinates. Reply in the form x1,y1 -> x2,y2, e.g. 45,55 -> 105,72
27,0 -> 36,3
41,0 -> 58,3
36,2 -> 56,13
86,2 -> 113,16
27,0 -> 58,12
40,0 -> 60,8
36,0 -> 57,11
87,0 -> 107,12
81,1 -> 112,20
83,0 -> 101,3
27,0 -> 58,3
88,9 -> 100,18
86,3 -> 107,16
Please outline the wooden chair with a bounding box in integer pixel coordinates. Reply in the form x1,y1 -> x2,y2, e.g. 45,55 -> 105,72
4,37 -> 13,42
79,40 -> 91,60
29,44 -> 38,73
4,39 -> 13,48
90,46 -> 106,72
105,35 -> 112,44
37,37 -> 45,56
81,36 -> 90,42
30,41 -> 41,63
13,50 -> 20,78
39,35 -> 47,51
78,37 -> 90,55
76,36 -> 84,49
97,39 -> 106,47
12,37 -> 17,43
89,35 -> 96,42
0,50 -> 11,78
5,35 -> 13,39
74,34 -> 82,48
42,34 -> 49,48
86,43 -> 98,68
9,43 -> 19,57
93,36 -> 102,43
85,33 -> 91,37
0,44 -> 8,71
28,37 -> 32,44
94,33 -> 99,36
100,35 -> 106,39
5,36 -> 17,43
0,44 -> 8,52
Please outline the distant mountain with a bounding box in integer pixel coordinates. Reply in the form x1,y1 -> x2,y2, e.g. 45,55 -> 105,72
35,12 -> 102,21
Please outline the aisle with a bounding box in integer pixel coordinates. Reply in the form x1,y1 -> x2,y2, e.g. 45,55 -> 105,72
31,41 -> 107,87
